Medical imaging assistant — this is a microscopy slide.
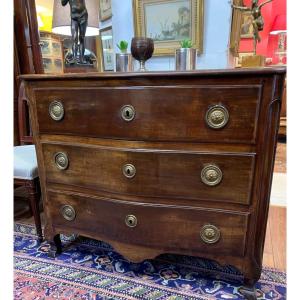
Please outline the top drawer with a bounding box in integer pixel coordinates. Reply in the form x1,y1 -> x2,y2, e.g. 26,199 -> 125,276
34,85 -> 262,143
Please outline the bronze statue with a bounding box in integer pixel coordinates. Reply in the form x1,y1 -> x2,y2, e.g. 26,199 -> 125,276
233,0 -> 272,54
62,0 -> 88,64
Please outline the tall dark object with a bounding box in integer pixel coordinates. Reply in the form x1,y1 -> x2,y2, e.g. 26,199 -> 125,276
22,67 -> 285,300
61,0 -> 88,64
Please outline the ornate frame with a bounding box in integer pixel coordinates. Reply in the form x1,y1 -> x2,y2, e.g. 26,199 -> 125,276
229,0 -> 244,57
133,0 -> 204,56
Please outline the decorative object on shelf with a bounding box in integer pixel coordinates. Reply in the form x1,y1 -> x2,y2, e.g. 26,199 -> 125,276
133,0 -> 204,56
234,51 -> 255,68
39,31 -> 64,74
99,0 -> 112,21
232,0 -> 273,67
175,39 -> 197,71
116,40 -> 133,72
100,26 -> 114,71
270,14 -> 286,65
131,37 -> 154,71
62,37 -> 99,72
52,0 -> 100,66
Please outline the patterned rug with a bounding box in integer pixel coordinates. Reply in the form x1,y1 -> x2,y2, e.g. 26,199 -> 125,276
14,223 -> 286,300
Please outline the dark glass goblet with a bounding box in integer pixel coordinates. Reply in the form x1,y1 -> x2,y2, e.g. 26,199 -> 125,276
131,37 -> 154,71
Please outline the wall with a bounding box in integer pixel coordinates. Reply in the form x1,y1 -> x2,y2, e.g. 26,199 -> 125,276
100,0 -> 233,71
239,0 -> 286,64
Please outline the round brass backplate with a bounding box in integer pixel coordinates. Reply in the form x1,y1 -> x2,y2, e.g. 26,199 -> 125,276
125,215 -> 137,228
49,101 -> 64,121
54,152 -> 69,170
121,105 -> 135,122
200,224 -> 221,244
60,205 -> 76,221
122,164 -> 136,179
205,105 -> 229,129
201,164 -> 222,186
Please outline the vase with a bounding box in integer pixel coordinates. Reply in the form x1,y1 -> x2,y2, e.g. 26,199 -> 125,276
116,53 -> 134,72
175,48 -> 197,71
131,37 -> 154,71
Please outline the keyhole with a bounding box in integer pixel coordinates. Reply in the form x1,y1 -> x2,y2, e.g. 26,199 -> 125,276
127,168 -> 131,175
126,110 -> 130,117
129,219 -> 133,224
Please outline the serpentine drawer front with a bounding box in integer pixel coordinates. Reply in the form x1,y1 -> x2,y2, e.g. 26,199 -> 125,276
22,68 -> 286,297
42,143 -> 255,205
48,191 -> 249,257
35,85 -> 261,143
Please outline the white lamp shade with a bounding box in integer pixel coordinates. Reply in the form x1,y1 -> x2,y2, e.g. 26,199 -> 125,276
52,0 -> 100,36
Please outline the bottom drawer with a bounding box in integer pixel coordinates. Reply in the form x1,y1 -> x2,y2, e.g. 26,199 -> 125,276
48,191 -> 249,257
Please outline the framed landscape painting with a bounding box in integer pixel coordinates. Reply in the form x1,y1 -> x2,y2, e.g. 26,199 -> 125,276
133,0 -> 204,56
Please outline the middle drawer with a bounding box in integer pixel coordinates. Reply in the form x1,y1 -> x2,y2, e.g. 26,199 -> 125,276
42,143 -> 255,205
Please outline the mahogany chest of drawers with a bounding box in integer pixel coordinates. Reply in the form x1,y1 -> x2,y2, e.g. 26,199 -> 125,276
22,68 -> 286,299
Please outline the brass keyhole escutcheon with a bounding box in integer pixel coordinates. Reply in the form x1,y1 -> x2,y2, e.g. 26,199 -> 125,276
125,215 -> 137,228
61,205 -> 76,221
54,152 -> 69,170
200,224 -> 220,244
205,105 -> 229,129
49,100 -> 64,121
121,105 -> 135,122
201,164 -> 222,186
122,164 -> 136,179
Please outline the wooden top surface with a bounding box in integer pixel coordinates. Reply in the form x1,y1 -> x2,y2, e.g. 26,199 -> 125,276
20,67 -> 286,81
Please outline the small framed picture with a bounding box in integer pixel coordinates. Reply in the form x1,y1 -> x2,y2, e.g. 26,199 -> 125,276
39,31 -> 64,74
240,11 -> 254,39
99,0 -> 112,21
100,26 -> 114,71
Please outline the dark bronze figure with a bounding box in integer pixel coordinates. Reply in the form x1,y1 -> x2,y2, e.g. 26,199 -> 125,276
233,0 -> 272,54
62,0 -> 88,64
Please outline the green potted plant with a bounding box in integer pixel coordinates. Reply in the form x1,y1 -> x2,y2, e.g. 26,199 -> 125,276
175,39 -> 197,71
116,40 -> 133,72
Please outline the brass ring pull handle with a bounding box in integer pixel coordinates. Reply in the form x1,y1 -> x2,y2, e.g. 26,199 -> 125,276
125,215 -> 137,228
61,205 -> 76,221
201,164 -> 222,186
205,105 -> 229,129
200,224 -> 220,244
55,152 -> 69,170
122,164 -> 136,179
49,100 -> 64,121
121,105 -> 135,122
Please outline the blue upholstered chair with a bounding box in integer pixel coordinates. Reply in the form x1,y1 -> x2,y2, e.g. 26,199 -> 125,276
14,83 -> 43,241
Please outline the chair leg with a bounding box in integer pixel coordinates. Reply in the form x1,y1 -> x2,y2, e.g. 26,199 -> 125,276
25,179 -> 43,242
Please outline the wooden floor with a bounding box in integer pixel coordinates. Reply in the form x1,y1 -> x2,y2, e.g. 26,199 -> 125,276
263,206 -> 286,270
15,142 -> 287,271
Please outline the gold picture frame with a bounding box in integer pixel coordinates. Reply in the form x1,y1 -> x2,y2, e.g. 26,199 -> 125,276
133,0 -> 204,56
229,0 -> 243,57
240,11 -> 254,39
99,0 -> 112,21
